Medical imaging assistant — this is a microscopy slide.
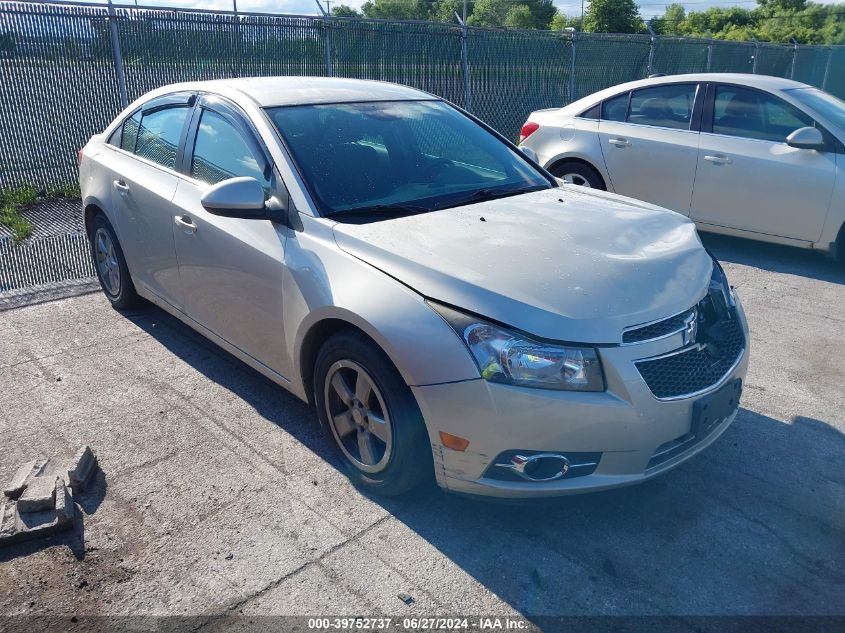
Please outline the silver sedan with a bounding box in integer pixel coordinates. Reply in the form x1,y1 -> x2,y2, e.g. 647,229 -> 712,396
520,73 -> 845,262
79,77 -> 748,498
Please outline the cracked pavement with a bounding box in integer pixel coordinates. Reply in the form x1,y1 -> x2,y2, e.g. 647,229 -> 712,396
0,232 -> 843,627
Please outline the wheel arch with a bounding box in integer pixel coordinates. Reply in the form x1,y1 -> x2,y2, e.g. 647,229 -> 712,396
298,315 -> 402,407
546,155 -> 609,190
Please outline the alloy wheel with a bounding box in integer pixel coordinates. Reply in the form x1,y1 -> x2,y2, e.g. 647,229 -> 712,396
561,173 -> 591,187
94,227 -> 121,296
324,359 -> 393,473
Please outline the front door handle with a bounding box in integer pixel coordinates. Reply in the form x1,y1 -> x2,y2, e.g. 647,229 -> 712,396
703,154 -> 732,165
174,215 -> 197,234
608,137 -> 631,147
113,179 -> 130,194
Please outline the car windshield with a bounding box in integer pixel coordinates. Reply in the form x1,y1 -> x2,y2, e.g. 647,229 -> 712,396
784,87 -> 845,132
267,100 -> 550,217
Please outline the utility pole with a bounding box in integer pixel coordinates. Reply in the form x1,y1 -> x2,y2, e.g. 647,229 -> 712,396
462,0 -> 467,23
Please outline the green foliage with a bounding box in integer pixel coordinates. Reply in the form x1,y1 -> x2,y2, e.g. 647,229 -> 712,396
583,0 -> 646,33
431,0 -> 465,22
651,0 -> 845,44
505,5 -> 536,28
331,4 -> 362,17
0,184 -> 80,244
467,0 -> 556,28
361,0 -> 432,20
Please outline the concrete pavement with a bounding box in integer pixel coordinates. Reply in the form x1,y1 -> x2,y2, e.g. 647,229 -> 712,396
0,232 -> 843,628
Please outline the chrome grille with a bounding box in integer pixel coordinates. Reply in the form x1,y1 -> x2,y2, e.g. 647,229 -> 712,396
622,308 -> 695,344
635,307 -> 745,400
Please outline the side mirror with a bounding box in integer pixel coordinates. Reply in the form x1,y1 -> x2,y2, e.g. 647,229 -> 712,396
520,146 -> 539,163
201,177 -> 267,218
786,126 -> 825,151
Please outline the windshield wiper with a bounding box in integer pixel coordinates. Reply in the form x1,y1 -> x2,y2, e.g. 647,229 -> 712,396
447,184 -> 548,208
329,203 -> 431,219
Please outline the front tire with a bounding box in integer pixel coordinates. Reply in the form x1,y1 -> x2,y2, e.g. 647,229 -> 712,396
88,213 -> 139,310
314,331 -> 432,496
551,161 -> 605,189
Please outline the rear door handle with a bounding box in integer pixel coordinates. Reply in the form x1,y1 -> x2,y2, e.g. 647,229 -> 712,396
608,137 -> 631,147
174,215 -> 197,234
703,154 -> 732,165
113,179 -> 130,193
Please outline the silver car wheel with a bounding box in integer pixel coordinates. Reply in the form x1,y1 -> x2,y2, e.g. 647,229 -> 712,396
94,227 -> 121,296
562,173 -> 591,187
324,359 -> 393,474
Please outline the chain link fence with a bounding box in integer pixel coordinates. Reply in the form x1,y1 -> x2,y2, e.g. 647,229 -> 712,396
2,0 -> 844,190
1,0 -> 844,294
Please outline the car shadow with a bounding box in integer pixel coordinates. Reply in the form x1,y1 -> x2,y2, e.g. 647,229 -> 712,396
126,306 -> 845,620
699,231 -> 845,285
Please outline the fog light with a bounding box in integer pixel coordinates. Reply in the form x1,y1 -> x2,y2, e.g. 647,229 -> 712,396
439,432 -> 470,452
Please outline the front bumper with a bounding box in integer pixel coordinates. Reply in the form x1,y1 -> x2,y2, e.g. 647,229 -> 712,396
412,298 -> 749,498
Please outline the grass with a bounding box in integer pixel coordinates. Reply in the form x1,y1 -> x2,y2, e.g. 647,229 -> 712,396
0,184 -> 80,244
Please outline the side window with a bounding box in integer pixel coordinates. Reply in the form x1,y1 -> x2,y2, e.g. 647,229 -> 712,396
627,84 -> 697,130
120,111 -> 141,152
713,85 -> 813,143
191,110 -> 271,190
135,106 -> 190,170
602,93 -> 629,122
580,104 -> 601,120
107,111 -> 141,152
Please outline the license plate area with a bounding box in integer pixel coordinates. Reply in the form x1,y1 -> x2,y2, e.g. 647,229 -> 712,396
692,378 -> 742,439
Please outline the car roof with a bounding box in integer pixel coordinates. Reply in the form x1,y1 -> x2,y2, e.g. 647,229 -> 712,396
568,73 -> 812,109
154,77 -> 438,107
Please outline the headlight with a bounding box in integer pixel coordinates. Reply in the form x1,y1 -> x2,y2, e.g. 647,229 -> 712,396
429,302 -> 604,391
709,255 -> 736,307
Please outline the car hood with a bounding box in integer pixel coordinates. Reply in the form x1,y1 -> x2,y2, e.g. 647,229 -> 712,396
331,188 -> 712,344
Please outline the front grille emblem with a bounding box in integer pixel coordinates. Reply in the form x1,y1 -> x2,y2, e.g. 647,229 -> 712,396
682,311 -> 699,346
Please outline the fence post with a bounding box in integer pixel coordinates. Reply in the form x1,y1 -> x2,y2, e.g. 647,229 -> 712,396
569,30 -> 577,103
752,37 -> 758,73
315,0 -> 333,77
456,13 -> 471,111
646,21 -> 655,76
822,47 -> 832,90
790,38 -> 798,79
706,40 -> 713,72
107,0 -> 128,108
232,0 -> 241,78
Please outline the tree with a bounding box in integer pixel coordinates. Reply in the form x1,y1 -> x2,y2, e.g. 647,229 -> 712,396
505,5 -> 536,28
583,0 -> 645,33
652,3 -> 685,35
361,0 -> 431,20
431,0 -> 466,22
468,0 -> 556,28
331,4 -> 362,17
467,0 -> 511,26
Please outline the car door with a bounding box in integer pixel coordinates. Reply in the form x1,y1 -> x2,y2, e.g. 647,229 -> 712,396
690,83 -> 837,242
171,98 -> 291,374
598,82 -> 702,214
107,94 -> 194,310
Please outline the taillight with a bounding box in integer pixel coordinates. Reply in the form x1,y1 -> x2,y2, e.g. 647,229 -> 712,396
519,121 -> 539,143
77,148 -> 84,166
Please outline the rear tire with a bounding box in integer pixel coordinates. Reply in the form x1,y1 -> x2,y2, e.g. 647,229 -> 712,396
88,213 -> 139,311
835,224 -> 845,267
551,161 -> 605,189
314,330 -> 433,496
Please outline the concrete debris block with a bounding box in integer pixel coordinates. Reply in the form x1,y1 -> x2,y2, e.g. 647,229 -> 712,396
16,476 -> 56,513
54,478 -> 75,525
3,459 -> 48,500
0,501 -> 15,540
67,445 -> 98,492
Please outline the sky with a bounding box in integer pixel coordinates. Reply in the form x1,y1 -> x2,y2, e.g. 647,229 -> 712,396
60,0 -> 842,19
